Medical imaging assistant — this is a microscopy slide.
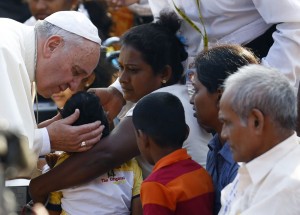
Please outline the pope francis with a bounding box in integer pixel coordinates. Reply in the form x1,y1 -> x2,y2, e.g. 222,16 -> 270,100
0,11 -> 104,167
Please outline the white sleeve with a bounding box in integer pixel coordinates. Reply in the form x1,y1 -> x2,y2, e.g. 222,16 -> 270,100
253,0 -> 300,88
35,128 -> 51,156
0,46 -> 40,158
148,0 -> 170,19
110,77 -> 123,94
139,0 -> 149,5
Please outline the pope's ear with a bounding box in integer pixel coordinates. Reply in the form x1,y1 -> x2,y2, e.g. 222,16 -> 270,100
43,36 -> 63,57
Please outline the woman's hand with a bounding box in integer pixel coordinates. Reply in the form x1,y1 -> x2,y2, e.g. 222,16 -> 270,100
88,87 -> 125,123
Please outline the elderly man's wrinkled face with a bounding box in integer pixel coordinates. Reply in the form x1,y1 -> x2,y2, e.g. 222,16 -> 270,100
36,38 -> 100,98
219,90 -> 261,163
51,73 -> 96,109
28,0 -> 78,20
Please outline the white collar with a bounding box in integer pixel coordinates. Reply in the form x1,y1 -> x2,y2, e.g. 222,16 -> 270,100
23,25 -> 36,83
239,132 -> 299,184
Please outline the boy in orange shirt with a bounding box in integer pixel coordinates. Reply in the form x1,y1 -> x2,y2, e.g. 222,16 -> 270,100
132,92 -> 214,215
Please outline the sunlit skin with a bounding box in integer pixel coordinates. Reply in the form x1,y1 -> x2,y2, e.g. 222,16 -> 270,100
51,88 -> 73,109
27,0 -> 78,20
51,74 -> 95,108
135,130 -> 155,165
36,36 -> 100,98
118,45 -> 165,103
219,90 -> 262,163
190,72 -> 222,134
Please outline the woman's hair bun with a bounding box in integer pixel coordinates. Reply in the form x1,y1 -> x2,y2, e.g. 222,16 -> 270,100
156,11 -> 181,35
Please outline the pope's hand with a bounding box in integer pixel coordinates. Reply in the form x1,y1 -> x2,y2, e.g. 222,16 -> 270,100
46,109 -> 104,152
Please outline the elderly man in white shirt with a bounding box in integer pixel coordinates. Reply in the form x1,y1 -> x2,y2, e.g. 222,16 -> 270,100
0,11 -> 103,172
218,64 -> 300,215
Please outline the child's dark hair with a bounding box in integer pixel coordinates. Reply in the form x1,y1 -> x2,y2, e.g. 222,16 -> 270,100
195,44 -> 259,93
61,91 -> 109,138
132,92 -> 188,149
121,11 -> 188,85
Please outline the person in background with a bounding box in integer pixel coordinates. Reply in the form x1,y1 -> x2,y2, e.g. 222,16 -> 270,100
98,0 -> 300,129
25,0 -> 113,40
218,65 -> 300,214
82,0 -> 113,40
0,0 -> 31,22
190,44 -> 258,214
107,0 -> 300,90
127,0 -> 153,25
133,92 -> 214,215
45,92 -> 142,215
25,0 -> 79,25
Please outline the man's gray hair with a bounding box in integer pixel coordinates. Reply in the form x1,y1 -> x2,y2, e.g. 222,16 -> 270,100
35,20 -> 85,46
223,64 -> 297,130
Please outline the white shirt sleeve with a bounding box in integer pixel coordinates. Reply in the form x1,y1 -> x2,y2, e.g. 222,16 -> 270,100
109,77 -> 123,93
253,0 -> 300,88
36,128 -> 51,156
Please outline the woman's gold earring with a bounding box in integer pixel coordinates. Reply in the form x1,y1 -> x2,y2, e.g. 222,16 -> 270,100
162,80 -> 167,84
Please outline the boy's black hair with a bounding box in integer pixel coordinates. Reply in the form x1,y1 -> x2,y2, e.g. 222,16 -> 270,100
132,92 -> 187,149
61,91 -> 109,138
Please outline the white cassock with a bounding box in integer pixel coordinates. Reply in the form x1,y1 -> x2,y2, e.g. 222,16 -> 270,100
0,18 -> 50,160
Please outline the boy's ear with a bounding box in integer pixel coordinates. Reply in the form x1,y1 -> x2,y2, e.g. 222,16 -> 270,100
184,124 -> 190,141
137,130 -> 151,148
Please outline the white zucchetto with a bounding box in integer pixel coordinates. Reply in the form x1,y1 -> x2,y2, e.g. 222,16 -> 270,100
44,11 -> 101,45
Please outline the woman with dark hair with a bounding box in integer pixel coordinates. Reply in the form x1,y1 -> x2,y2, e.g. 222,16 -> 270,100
29,12 -> 212,205
191,44 -> 259,214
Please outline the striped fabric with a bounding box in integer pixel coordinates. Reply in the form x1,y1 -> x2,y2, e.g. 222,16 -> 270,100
141,148 -> 214,215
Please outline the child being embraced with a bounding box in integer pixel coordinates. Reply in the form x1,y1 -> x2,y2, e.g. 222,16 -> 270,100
46,91 -> 143,215
132,92 -> 214,215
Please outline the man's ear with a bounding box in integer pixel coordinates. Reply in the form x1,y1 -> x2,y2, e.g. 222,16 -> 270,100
249,108 -> 264,134
43,35 -> 63,58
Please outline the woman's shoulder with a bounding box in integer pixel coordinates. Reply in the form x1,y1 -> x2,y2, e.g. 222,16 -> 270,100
153,84 -> 187,97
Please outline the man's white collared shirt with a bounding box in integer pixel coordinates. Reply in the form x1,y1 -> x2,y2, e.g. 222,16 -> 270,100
219,133 -> 300,215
